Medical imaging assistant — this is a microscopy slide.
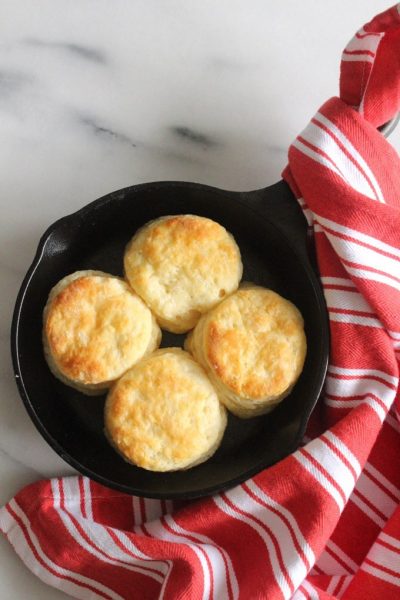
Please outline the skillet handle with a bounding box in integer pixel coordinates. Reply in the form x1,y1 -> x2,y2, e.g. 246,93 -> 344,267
241,179 -> 316,267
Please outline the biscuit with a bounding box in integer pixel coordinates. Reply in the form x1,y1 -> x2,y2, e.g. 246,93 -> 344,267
43,270 -> 161,395
104,348 -> 227,471
124,215 -> 243,333
185,285 -> 307,418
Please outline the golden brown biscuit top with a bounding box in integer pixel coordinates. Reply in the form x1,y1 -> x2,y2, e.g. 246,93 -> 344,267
105,348 -> 224,470
124,215 -> 242,327
203,287 -> 307,399
45,275 -> 155,384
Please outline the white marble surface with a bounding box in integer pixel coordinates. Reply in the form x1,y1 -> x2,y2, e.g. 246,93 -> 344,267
1,1 -> 399,597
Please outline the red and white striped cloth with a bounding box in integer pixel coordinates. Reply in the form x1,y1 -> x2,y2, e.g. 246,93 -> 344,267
2,5 -> 400,599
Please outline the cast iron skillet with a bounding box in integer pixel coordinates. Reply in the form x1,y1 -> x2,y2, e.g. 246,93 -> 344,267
11,179 -> 329,498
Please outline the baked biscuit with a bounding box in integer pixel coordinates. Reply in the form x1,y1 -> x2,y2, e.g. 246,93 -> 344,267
43,270 -> 161,395
105,348 -> 227,471
185,285 -> 306,418
124,215 -> 243,333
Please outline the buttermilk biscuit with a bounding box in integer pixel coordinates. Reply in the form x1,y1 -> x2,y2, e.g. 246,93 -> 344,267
105,348 -> 227,471
43,270 -> 161,395
123,215 -> 243,333
185,286 -> 307,418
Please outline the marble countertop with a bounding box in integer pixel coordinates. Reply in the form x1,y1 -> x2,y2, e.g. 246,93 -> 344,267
1,1 -> 399,597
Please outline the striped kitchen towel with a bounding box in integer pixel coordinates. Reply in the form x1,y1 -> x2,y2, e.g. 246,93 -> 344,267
1,4 -> 400,599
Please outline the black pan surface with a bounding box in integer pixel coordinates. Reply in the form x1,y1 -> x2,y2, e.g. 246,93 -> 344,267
11,179 -> 329,498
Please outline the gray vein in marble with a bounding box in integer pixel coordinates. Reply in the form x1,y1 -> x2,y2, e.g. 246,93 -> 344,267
24,38 -> 106,64
76,113 -> 215,161
171,126 -> 217,149
80,115 -> 137,147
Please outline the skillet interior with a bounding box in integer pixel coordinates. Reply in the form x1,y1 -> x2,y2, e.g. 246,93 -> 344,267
12,180 -> 328,498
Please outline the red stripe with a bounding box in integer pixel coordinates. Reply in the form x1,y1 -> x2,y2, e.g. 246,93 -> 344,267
299,448 -> 347,504
364,471 -> 400,504
325,392 -> 388,413
58,479 -> 161,588
324,545 -> 354,574
356,31 -> 381,39
312,564 -> 324,575
340,257 -> 400,285
352,489 -> 388,522
372,394 -> 391,413
333,575 -> 348,596
364,557 -> 400,578
323,283 -> 358,292
30,481 -> 141,598
331,576 -> 343,596
315,219 -> 400,261
6,504 -> 113,600
196,496 -> 275,597
115,528 -> 171,573
343,49 -> 376,57
326,392 -> 386,403
213,550 -> 234,600
326,372 -> 397,391
377,538 -> 400,554
79,478 -> 87,519
328,307 -> 378,319
298,583 -> 311,599
160,516 -> 215,599
321,435 -> 358,481
325,394 -> 387,412
297,135 -> 345,177
311,116 -> 380,200
170,515 -> 234,600
221,492 -> 295,594
136,522 -> 201,599
139,522 -> 151,537
161,500 -> 167,514
59,481 -> 135,571
106,528 -> 166,579
181,523 -> 233,598
242,482 -> 312,571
